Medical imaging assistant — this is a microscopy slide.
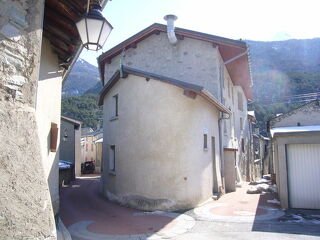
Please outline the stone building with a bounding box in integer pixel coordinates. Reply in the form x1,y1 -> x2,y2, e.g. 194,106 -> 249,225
0,0 -> 108,238
98,20 -> 254,211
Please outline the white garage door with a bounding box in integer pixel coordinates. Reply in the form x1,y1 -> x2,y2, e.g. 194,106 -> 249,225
287,144 -> 320,209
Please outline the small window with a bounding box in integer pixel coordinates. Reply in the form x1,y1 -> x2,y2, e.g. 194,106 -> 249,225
228,81 -> 231,98
204,134 -> 208,150
91,143 -> 94,151
86,143 -> 88,151
109,145 -> 115,173
240,117 -> 243,130
113,94 -> 118,117
241,138 -> 245,152
238,92 -> 243,111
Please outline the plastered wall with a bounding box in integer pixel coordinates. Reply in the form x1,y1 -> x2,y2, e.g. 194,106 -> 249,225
102,74 -> 222,211
0,1 -> 56,239
36,37 -> 63,215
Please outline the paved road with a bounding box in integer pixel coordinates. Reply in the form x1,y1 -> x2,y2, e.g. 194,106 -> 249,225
60,176 -> 320,240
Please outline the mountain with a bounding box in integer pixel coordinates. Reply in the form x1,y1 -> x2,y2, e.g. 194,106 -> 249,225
84,81 -> 103,95
62,38 -> 320,130
62,59 -> 100,97
247,38 -> 320,101
246,38 -> 320,135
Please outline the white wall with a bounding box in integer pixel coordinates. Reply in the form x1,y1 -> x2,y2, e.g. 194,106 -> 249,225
36,37 -> 63,215
102,74 -> 222,211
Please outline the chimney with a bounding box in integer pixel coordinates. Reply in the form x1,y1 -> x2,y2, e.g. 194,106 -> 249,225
164,14 -> 178,45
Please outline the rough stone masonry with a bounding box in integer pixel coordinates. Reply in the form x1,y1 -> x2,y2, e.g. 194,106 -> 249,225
0,0 -> 56,239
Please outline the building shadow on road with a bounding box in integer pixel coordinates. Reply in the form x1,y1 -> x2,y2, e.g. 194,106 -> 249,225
59,176 -> 194,239
251,193 -> 320,237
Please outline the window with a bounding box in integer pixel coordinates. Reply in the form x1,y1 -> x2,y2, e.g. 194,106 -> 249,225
241,138 -> 245,152
240,117 -> 243,130
91,143 -> 94,151
228,81 -> 231,98
109,145 -> 115,173
204,134 -> 208,150
110,94 -> 119,121
238,92 -> 243,111
113,94 -> 118,117
86,143 -> 88,151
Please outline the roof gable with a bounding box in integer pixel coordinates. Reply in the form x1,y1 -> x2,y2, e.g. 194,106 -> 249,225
270,100 -> 320,128
98,23 -> 253,100
61,116 -> 83,126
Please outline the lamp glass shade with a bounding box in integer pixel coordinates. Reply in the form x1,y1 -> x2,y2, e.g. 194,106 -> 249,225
76,19 -> 87,44
76,8 -> 113,51
98,20 -> 112,47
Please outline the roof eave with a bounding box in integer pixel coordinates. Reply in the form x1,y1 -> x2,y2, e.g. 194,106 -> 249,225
200,89 -> 231,114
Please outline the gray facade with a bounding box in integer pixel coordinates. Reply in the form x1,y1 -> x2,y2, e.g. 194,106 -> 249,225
60,120 -> 76,164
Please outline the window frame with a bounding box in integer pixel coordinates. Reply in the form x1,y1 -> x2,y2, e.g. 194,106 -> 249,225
109,145 -> 116,174
110,94 -> 119,121
204,134 -> 208,150
241,138 -> 245,153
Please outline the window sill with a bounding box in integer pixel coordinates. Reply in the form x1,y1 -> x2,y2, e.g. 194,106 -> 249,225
110,116 -> 118,121
109,171 -> 116,176
204,148 -> 208,151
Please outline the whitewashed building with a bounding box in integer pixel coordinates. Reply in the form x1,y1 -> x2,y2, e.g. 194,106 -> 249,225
98,19 -> 253,210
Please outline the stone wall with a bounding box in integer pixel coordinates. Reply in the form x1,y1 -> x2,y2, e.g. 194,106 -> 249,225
104,32 -> 221,100
0,0 -> 56,239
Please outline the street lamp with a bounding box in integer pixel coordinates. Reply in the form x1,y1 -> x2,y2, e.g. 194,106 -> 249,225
76,0 -> 113,51
63,129 -> 68,142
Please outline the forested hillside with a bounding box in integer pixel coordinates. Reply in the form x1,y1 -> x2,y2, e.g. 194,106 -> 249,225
61,38 -> 320,131
61,95 -> 102,128
247,38 -> 320,134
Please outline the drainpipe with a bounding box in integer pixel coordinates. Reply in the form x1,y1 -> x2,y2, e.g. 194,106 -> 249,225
218,111 -> 230,193
164,14 -> 178,45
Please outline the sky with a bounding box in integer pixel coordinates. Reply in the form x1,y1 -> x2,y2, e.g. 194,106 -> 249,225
80,0 -> 320,66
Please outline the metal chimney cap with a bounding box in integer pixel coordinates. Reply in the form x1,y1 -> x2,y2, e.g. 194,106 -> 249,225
164,14 -> 178,21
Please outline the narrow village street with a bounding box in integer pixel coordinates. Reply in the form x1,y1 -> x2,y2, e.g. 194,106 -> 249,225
60,176 -> 320,240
